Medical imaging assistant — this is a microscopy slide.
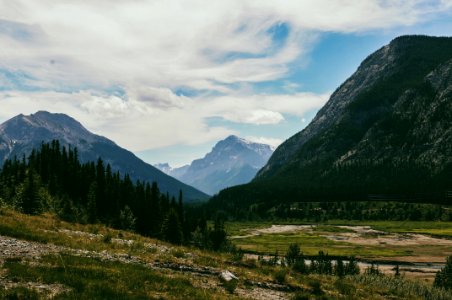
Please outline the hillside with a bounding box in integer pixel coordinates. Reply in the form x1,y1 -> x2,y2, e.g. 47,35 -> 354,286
210,35 -> 452,214
1,208 -> 451,299
0,111 -> 208,201
156,135 -> 273,195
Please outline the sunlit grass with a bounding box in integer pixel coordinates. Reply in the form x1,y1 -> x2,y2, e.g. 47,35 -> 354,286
1,206 -> 451,299
233,231 -> 412,257
3,254 -> 226,300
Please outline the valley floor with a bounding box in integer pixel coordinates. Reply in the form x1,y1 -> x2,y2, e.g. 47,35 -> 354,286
229,221 -> 452,283
0,208 -> 451,299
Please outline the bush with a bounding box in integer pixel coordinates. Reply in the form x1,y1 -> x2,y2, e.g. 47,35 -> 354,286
308,279 -> 323,295
291,291 -> 310,300
434,255 -> 452,290
286,243 -> 301,266
223,279 -> 238,294
365,263 -> 381,276
102,232 -> 112,243
273,268 -> 287,284
345,256 -> 360,275
334,279 -> 356,296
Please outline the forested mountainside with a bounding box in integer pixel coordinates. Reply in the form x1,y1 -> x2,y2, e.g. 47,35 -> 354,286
0,111 -> 208,201
209,36 -> 452,216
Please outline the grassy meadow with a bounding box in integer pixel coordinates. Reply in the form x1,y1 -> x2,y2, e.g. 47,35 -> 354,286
0,207 -> 451,299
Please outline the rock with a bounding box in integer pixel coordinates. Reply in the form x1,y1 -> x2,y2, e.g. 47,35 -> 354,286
219,270 -> 238,282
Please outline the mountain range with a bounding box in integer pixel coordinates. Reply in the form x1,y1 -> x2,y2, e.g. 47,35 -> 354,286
155,135 -> 273,195
0,111 -> 209,201
210,35 -> 452,214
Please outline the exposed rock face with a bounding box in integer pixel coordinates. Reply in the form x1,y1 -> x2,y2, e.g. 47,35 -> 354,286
0,111 -> 208,201
156,135 -> 273,195
214,35 -> 452,207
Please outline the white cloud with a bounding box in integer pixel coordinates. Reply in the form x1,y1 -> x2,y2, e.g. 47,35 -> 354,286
0,0 -> 448,92
0,89 -> 327,150
199,92 -> 330,124
0,0 -> 450,154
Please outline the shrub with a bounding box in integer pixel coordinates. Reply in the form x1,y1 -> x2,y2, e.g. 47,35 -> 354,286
273,268 -> 287,284
102,232 -> 112,244
223,279 -> 238,294
434,255 -> 452,290
286,243 -> 301,266
334,279 -> 356,296
308,279 -> 323,295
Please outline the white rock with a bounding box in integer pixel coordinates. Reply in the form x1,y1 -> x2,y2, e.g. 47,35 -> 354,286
219,270 -> 238,282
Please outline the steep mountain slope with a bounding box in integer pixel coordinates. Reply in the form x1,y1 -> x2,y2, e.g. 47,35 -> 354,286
0,111 -> 209,201
156,135 -> 273,195
211,35 -> 452,213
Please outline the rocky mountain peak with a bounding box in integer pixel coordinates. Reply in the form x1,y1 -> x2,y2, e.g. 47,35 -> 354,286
156,135 -> 274,195
0,111 -> 208,201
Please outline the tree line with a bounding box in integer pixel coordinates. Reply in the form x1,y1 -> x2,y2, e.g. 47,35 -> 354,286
0,140 -> 226,249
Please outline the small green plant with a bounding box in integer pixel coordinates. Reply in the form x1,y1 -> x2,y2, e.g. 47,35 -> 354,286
171,249 -> 186,258
334,279 -> 356,296
223,279 -> 238,294
308,279 -> 323,295
393,264 -> 401,277
273,268 -> 287,284
291,291 -> 310,300
365,263 -> 381,275
102,232 -> 112,244
0,286 -> 40,300
230,246 -> 244,262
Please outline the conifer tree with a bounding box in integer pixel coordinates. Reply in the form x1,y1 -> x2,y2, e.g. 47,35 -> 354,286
434,256 -> 452,290
161,208 -> 183,244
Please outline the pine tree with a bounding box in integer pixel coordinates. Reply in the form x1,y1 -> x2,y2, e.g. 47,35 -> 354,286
119,205 -> 136,231
210,214 -> 227,251
335,259 -> 345,277
161,208 -> 183,244
86,182 -> 98,223
285,243 -> 301,266
345,256 -> 360,275
22,171 -> 41,215
434,256 -> 452,290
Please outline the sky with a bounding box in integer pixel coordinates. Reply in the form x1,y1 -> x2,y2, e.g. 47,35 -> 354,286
0,1 -> 451,167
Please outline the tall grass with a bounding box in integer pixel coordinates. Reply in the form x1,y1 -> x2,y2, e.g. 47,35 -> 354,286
354,274 -> 452,300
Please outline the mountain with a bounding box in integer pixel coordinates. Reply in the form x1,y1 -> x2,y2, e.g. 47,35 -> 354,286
154,163 -> 190,179
0,111 -> 209,201
210,35 -> 452,214
155,135 -> 273,195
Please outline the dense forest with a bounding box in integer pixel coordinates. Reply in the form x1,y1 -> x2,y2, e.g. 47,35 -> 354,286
0,141 -> 225,249
207,190 -> 452,221
210,36 -> 452,217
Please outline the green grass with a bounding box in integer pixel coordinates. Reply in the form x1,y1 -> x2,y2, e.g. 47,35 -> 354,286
4,254 -> 218,300
1,207 -> 451,299
226,220 -> 452,236
322,220 -> 452,237
233,231 -> 411,257
223,221 -> 273,236
0,209 -> 157,256
0,286 -> 41,300
227,221 -> 452,261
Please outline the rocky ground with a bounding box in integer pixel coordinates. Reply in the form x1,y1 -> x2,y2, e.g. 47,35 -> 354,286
0,231 -> 292,299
